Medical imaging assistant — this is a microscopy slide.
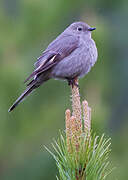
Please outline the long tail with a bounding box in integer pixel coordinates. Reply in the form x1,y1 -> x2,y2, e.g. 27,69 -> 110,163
8,83 -> 36,112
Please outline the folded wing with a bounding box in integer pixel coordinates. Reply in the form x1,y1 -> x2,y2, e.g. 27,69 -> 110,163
24,34 -> 79,83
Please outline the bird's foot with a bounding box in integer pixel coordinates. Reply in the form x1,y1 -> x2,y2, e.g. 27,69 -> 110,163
68,78 -> 79,88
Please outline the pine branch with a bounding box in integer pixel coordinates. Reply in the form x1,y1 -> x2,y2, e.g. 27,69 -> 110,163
45,78 -> 112,180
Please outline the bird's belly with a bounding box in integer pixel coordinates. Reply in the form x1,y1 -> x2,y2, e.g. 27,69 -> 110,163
51,42 -> 97,79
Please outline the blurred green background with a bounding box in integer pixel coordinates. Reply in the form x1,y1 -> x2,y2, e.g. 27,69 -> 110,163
0,0 -> 128,179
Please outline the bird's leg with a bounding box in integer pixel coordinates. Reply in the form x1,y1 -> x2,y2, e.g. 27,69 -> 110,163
67,78 -> 79,88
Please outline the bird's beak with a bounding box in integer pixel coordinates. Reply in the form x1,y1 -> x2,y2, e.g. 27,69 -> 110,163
88,27 -> 96,31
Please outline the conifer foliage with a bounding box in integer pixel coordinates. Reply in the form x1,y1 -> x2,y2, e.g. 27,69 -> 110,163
46,79 -> 111,180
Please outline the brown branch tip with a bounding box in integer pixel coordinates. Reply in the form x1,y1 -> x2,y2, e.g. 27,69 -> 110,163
65,78 -> 91,152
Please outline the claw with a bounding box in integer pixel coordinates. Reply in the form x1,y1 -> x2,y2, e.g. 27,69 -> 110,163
67,78 -> 79,88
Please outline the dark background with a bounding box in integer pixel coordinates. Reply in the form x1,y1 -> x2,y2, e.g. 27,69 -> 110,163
0,0 -> 128,179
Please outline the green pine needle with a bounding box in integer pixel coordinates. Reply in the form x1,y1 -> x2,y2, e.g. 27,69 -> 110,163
45,132 -> 112,180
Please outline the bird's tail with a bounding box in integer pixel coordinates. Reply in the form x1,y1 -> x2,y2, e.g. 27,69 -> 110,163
8,83 -> 36,112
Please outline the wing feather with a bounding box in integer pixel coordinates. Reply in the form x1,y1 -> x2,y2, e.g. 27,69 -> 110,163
24,35 -> 79,83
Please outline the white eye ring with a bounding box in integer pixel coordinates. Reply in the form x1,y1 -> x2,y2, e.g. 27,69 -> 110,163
77,27 -> 83,31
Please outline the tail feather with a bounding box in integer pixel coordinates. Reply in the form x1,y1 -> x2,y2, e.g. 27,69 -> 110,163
8,84 -> 36,112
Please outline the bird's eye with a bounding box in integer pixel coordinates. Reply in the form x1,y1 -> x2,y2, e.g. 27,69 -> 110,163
77,27 -> 83,31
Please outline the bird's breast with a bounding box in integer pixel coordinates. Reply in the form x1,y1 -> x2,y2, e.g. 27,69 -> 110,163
51,38 -> 98,79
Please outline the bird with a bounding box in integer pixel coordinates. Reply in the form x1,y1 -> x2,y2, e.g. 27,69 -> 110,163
8,21 -> 98,112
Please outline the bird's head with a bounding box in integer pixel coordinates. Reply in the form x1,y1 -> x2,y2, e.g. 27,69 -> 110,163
65,21 -> 96,38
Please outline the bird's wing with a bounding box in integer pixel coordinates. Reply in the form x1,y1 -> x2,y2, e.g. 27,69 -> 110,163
24,35 -> 79,83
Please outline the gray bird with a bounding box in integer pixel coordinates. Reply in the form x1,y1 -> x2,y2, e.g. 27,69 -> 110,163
8,21 -> 98,112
